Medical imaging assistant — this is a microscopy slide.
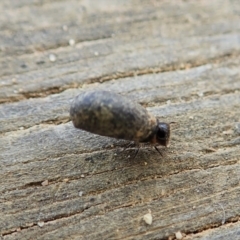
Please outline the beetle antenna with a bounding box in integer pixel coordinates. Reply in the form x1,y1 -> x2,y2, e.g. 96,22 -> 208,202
154,146 -> 163,157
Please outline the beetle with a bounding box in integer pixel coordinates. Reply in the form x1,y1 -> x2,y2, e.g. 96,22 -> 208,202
70,90 -> 170,154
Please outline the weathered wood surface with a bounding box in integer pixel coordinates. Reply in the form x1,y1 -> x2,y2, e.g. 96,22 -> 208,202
0,0 -> 240,239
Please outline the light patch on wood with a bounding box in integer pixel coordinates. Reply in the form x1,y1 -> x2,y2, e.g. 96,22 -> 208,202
143,210 -> 152,225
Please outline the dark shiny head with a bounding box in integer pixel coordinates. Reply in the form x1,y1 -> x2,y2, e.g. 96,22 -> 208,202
155,122 -> 170,147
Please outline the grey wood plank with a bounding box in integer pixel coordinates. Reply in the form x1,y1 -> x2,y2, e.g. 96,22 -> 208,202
0,0 -> 240,239
186,222 -> 240,239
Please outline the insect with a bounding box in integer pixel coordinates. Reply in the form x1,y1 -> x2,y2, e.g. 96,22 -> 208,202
70,90 -> 170,154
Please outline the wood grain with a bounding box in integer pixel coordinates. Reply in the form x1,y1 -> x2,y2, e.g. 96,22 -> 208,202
0,0 -> 239,239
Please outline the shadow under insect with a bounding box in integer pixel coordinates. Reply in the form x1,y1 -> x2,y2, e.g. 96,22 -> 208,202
117,141 -> 168,159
